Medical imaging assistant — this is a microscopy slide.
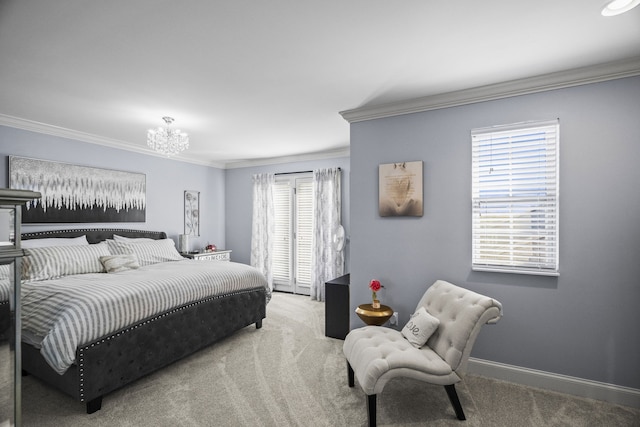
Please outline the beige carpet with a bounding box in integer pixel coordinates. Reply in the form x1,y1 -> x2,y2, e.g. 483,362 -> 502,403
21,292 -> 640,426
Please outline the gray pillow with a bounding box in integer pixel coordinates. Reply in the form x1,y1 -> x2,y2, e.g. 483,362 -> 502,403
401,306 -> 440,348
100,254 -> 140,273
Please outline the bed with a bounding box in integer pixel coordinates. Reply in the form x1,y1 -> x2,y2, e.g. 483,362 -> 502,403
19,228 -> 269,414
0,276 -> 9,339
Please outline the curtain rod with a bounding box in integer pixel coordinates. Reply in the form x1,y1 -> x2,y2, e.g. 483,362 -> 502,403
275,167 -> 341,176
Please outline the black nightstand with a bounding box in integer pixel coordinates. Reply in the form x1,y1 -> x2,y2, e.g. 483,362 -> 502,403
325,274 -> 350,340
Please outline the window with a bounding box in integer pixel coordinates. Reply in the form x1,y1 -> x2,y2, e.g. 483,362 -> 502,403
273,173 -> 313,294
471,120 -> 559,276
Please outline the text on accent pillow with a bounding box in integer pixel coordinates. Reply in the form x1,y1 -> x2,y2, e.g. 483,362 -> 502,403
401,306 -> 440,349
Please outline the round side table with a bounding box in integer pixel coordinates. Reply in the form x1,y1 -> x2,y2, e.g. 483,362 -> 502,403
355,303 -> 393,326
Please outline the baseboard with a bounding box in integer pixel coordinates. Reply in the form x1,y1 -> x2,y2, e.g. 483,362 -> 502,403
467,358 -> 640,409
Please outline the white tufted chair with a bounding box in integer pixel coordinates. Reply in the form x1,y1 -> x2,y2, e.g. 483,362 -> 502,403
343,280 -> 502,426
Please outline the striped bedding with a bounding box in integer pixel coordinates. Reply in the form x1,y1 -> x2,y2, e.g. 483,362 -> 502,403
0,279 -> 9,302
21,259 -> 270,375
1,264 -> 11,301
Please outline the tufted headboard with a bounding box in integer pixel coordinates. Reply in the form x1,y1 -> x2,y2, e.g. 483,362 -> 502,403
22,228 -> 167,244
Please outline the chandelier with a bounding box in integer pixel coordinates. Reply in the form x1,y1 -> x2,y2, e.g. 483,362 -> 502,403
147,116 -> 189,156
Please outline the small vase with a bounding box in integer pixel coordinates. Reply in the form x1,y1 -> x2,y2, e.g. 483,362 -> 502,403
372,299 -> 381,309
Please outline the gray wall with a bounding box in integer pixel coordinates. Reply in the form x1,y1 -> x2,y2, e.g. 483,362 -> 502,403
225,157 -> 350,268
348,76 -> 640,389
2,76 -> 637,391
0,126 -> 226,251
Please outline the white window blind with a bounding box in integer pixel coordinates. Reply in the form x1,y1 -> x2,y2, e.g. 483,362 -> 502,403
273,181 -> 292,284
471,119 -> 559,276
272,174 -> 313,293
295,179 -> 313,287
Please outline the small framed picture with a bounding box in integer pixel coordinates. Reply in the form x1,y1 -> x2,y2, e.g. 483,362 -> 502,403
378,161 -> 423,217
184,190 -> 200,236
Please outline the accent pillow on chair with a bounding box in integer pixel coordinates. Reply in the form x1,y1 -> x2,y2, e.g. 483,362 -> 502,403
401,306 -> 440,348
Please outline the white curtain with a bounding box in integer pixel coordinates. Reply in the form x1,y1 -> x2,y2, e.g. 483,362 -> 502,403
250,173 -> 275,291
310,168 -> 344,301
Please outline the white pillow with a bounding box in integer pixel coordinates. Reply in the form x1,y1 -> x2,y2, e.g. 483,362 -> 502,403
22,243 -> 110,281
112,234 -> 155,243
22,235 -> 89,248
100,254 -> 140,273
107,239 -> 183,266
401,306 -> 440,349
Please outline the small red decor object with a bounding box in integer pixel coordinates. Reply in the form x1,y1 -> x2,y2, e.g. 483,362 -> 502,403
205,244 -> 216,252
369,280 -> 384,308
369,280 -> 382,292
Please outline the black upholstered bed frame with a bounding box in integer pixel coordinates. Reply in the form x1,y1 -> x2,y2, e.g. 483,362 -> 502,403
0,301 -> 9,339
20,228 -> 266,414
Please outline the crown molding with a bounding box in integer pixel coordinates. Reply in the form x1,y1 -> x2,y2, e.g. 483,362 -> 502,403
224,147 -> 350,169
0,114 -> 226,169
340,56 -> 640,123
0,114 -> 350,169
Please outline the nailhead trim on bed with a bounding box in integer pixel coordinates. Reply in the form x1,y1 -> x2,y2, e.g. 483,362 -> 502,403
76,287 -> 263,402
22,229 -> 167,244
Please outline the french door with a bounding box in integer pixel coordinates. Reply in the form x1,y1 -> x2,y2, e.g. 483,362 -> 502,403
272,173 -> 313,295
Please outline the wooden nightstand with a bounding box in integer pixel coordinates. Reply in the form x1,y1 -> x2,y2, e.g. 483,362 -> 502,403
181,250 -> 232,262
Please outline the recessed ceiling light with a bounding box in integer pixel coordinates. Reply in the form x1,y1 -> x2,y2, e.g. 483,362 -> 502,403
601,0 -> 640,16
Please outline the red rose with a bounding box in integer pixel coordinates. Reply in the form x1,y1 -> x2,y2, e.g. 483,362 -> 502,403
369,280 -> 382,292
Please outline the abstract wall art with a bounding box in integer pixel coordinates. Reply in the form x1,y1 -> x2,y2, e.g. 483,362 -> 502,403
9,156 -> 146,223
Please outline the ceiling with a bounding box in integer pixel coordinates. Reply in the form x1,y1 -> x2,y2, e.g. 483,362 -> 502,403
1,1 -> 639,168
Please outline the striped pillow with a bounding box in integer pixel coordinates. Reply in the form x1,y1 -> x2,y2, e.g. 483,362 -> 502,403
22,235 -> 89,248
107,239 -> 183,266
0,264 -> 10,280
113,234 -> 154,243
23,243 -> 110,281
